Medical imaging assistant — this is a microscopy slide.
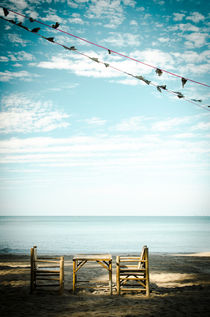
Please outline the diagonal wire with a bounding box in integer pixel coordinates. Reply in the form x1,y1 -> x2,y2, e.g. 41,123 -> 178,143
1,16 -> 210,112
1,6 -> 210,89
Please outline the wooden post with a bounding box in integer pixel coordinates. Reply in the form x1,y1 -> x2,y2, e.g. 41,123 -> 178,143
59,256 -> 64,294
116,256 -> 120,295
73,259 -> 76,294
145,247 -> 150,297
30,247 -> 34,294
109,260 -> 112,295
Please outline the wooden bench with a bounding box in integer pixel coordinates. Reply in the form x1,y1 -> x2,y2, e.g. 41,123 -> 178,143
116,245 -> 150,296
30,246 -> 64,294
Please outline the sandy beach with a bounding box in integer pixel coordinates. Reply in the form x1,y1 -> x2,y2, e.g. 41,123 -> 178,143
0,252 -> 210,317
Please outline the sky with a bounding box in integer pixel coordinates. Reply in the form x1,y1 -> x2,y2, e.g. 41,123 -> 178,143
0,0 -> 209,216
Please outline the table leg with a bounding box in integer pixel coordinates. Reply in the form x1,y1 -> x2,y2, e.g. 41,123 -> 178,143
109,260 -> 112,295
73,260 -> 76,294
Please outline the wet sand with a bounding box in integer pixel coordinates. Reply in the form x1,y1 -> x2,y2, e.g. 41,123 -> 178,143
0,252 -> 210,316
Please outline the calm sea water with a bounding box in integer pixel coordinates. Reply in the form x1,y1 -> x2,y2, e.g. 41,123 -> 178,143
0,216 -> 210,254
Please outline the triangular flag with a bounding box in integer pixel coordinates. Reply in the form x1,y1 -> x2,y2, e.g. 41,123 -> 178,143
192,99 -> 202,103
90,57 -> 99,63
181,77 -> 187,88
174,91 -> 184,98
3,8 -> 9,17
135,75 -> 150,85
155,68 -> 163,76
52,22 -> 60,29
31,27 -> 40,33
45,37 -> 55,42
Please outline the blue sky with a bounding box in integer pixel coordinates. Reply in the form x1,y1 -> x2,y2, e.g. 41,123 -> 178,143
0,0 -> 209,216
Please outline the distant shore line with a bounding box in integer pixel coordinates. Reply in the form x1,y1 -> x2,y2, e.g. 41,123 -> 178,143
1,251 -> 210,257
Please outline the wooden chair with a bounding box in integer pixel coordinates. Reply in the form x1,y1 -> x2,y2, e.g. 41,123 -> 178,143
116,245 -> 150,296
30,246 -> 64,294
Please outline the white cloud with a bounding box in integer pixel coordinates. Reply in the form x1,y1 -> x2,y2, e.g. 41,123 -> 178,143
83,117 -> 107,126
111,78 -> 138,85
186,12 -> 205,23
0,70 -> 38,82
179,63 -> 210,75
191,122 -> 210,131
130,20 -> 138,26
176,23 -> 200,32
7,33 -> 28,46
173,13 -> 185,21
8,51 -> 34,62
69,13 -> 85,24
132,49 -> 175,70
151,117 -> 192,132
184,32 -> 209,48
8,0 -> 28,10
37,54 -> 120,78
113,116 -> 148,131
0,94 -> 70,134
86,0 -> 124,28
172,50 -> 210,64
0,56 -> 9,62
0,132 -> 208,169
122,0 -> 136,7
103,32 -> 140,47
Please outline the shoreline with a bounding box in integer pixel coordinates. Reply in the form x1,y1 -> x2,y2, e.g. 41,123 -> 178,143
1,251 -> 210,257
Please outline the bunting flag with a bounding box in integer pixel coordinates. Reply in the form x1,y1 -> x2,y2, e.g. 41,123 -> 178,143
155,68 -> 163,76
181,77 -> 188,88
3,7 -> 9,16
135,75 -> 151,85
31,27 -> 40,33
1,6 -> 210,89
1,10 -> 209,112
52,22 -> 59,29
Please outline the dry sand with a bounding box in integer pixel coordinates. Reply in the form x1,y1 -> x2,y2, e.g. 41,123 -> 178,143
0,252 -> 210,317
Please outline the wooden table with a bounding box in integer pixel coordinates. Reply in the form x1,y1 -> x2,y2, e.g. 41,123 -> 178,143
73,254 -> 112,295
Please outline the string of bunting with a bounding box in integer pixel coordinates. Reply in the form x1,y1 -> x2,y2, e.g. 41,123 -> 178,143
1,8 -> 210,111
2,6 -> 210,89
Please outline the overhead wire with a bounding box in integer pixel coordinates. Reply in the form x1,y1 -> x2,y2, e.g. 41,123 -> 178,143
0,9 -> 210,112
1,6 -> 210,89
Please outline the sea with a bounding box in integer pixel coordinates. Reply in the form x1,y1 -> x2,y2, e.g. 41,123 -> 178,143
0,216 -> 210,255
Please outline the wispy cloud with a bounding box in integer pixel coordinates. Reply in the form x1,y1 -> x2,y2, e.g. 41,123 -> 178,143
86,0 -> 125,28
173,13 -> 185,21
103,32 -> 140,47
82,117 -> 107,126
0,94 -> 70,134
0,70 -> 38,82
7,33 -> 29,46
186,12 -> 205,23
113,116 -> 148,131
184,32 -> 209,48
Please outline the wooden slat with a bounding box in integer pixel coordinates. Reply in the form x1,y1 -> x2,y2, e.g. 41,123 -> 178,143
38,257 -> 61,260
119,257 -> 141,260
36,277 -> 60,281
36,265 -> 60,268
36,284 -> 60,287
73,254 -> 112,261
35,260 -> 60,263
36,270 -> 60,273
120,277 -> 146,281
120,288 -> 146,291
